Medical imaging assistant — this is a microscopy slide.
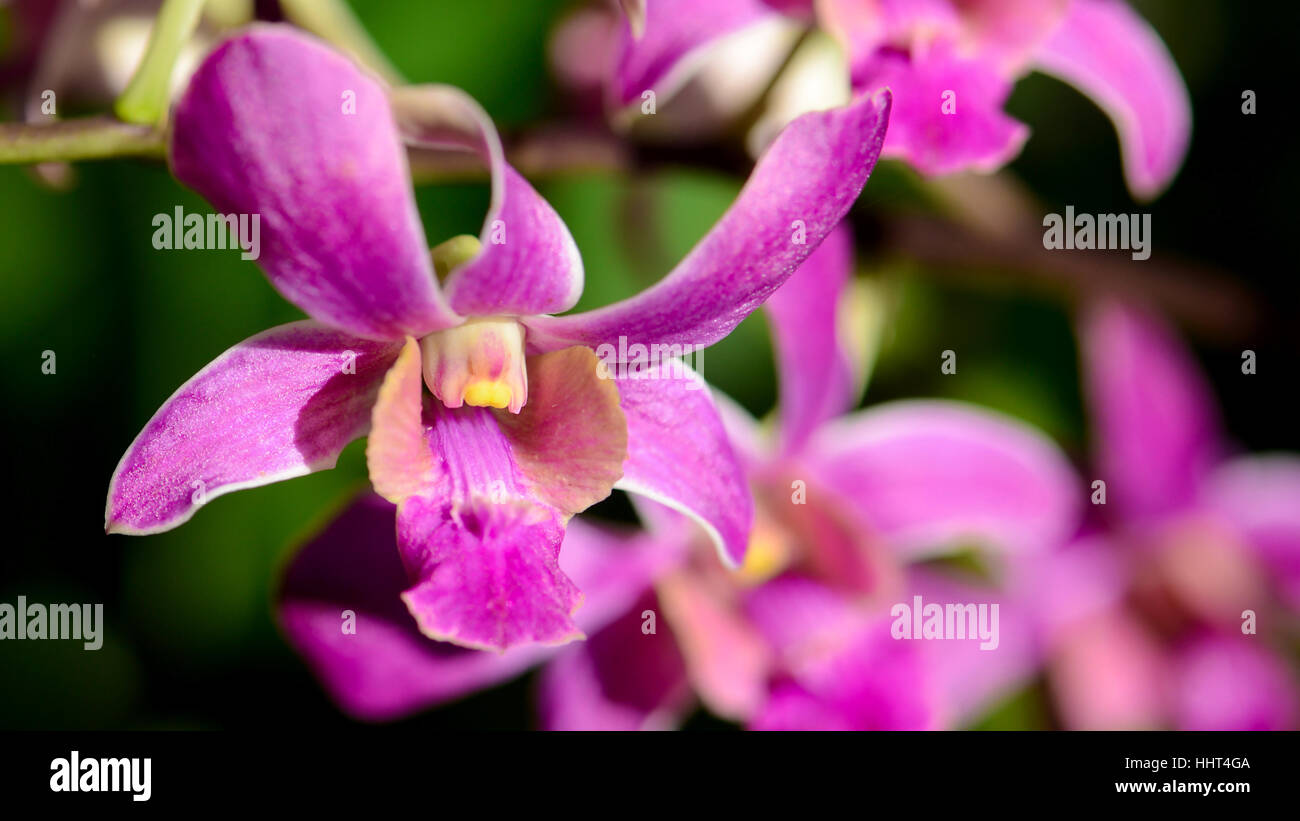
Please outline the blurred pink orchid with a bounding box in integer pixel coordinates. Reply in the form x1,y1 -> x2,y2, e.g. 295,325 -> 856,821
584,0 -> 1189,198
276,226 -> 1086,727
1035,301 -> 1300,729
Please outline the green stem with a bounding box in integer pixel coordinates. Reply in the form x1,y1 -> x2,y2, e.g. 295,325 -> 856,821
0,118 -> 165,164
114,0 -> 207,125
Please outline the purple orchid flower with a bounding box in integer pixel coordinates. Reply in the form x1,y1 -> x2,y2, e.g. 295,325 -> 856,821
597,0 -> 1189,198
1029,301 -> 1300,729
103,26 -> 893,653
275,224 -> 1084,727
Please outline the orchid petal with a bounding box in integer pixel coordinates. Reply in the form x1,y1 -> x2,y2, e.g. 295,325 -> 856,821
1050,608 -> 1167,729
763,0 -> 816,19
855,44 -> 1028,175
1204,455 -> 1300,612
908,569 -> 1041,728
170,27 -> 458,340
538,590 -> 692,730
398,492 -> 581,652
281,495 -> 543,721
819,0 -> 961,59
106,321 -> 399,535
1173,635 -> 1298,730
494,347 -> 628,519
806,400 -> 1082,559
656,570 -> 773,721
712,389 -> 771,473
389,85 -> 584,317
1009,535 -> 1126,648
618,0 -> 647,39
751,619 -> 932,730
1080,300 -> 1221,523
278,496 -> 668,720
1033,0 -> 1191,199
763,224 -> 859,455
613,362 -> 754,567
394,402 -> 582,652
1146,516 -> 1269,628
742,576 -> 868,672
366,337 -> 436,504
767,485 -> 899,595
367,344 -> 627,517
958,0 -> 1069,73
608,0 -> 777,109
387,350 -> 628,653
523,90 -> 891,353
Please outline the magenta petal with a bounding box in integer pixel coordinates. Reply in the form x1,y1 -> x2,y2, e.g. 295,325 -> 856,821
750,683 -> 850,730
656,570 -> 773,720
494,347 -> 628,517
743,576 -> 866,671
762,0 -> 816,19
278,496 -> 668,721
713,390 -> 770,474
106,322 -> 399,535
556,520 -> 685,630
524,90 -> 891,353
367,348 -> 626,653
743,573 -> 1029,728
609,0 -> 776,108
1173,635 -> 1298,730
764,224 -> 858,455
1204,456 -> 1300,612
279,495 -> 544,721
959,0 -> 1069,72
538,591 -> 691,730
1011,535 -> 1126,649
751,620 -> 932,730
614,363 -> 754,567
393,401 -> 588,652
1051,608 -> 1168,729
806,400 -> 1082,559
1080,301 -> 1222,523
398,495 -> 582,652
908,569 -> 1041,728
391,85 -> 583,317
1034,0 -> 1191,199
170,27 -> 458,340
855,44 -> 1028,176
619,0 -> 647,39
445,166 -> 584,316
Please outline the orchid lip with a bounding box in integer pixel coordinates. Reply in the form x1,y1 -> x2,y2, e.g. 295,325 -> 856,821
419,317 -> 529,414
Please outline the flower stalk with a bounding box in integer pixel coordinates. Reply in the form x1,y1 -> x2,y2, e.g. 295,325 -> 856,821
114,0 -> 207,125
0,117 -> 165,163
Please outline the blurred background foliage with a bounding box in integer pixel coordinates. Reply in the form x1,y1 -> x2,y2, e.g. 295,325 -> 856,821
0,0 -> 1294,729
